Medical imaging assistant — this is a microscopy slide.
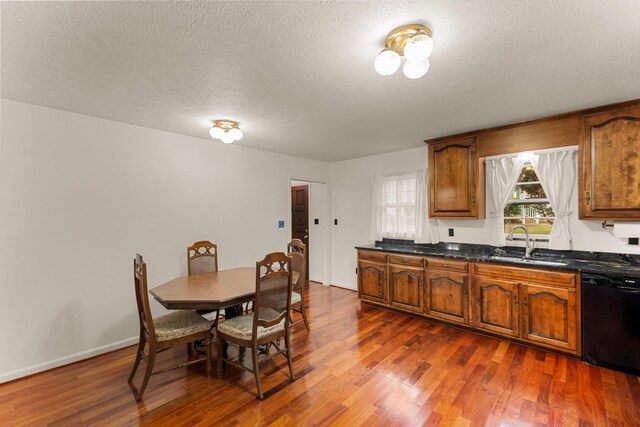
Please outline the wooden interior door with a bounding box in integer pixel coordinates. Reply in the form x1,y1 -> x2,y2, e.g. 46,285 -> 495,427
291,184 -> 309,280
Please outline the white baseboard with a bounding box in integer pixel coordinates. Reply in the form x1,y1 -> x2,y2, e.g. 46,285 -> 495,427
0,336 -> 137,384
331,282 -> 357,291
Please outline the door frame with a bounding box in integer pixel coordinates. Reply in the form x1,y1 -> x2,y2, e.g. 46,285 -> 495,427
288,176 -> 330,286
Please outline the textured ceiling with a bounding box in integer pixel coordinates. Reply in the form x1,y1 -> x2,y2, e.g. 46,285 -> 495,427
2,1 -> 640,162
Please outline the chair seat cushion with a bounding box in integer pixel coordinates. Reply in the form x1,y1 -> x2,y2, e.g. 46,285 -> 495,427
154,310 -> 211,342
291,291 -> 301,304
217,309 -> 285,341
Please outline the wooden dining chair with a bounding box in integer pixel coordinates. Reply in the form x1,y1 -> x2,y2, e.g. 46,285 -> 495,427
287,239 -> 310,332
128,254 -> 211,401
187,241 -> 222,321
187,240 -> 218,275
216,252 -> 295,400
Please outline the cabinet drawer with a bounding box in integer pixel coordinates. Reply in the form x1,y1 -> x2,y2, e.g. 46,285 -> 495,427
388,254 -> 424,267
426,257 -> 469,273
474,262 -> 577,288
358,250 -> 387,263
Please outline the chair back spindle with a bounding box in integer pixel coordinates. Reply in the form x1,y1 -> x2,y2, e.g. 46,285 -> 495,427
254,253 -> 292,332
187,241 -> 218,275
287,239 -> 306,290
133,254 -> 155,342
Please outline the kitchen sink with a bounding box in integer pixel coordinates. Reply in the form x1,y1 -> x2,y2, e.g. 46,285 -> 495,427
487,255 -> 568,267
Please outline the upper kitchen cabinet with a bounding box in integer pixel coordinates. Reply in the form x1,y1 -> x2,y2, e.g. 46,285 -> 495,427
580,103 -> 640,219
427,136 -> 484,218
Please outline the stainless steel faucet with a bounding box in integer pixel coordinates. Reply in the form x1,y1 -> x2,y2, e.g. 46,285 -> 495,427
507,225 -> 535,258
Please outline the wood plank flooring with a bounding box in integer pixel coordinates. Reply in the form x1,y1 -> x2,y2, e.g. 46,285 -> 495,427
2,283 -> 640,426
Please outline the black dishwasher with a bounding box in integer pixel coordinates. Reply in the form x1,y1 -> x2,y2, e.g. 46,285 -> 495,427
582,272 -> 640,375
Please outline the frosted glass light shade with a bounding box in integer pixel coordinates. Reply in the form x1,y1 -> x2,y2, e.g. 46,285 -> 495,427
374,49 -> 401,76
221,133 -> 235,144
229,127 -> 243,141
403,34 -> 433,62
210,126 -> 225,139
403,59 -> 430,79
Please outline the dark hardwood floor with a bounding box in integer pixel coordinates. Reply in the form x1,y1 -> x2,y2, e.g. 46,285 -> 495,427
2,283 -> 640,426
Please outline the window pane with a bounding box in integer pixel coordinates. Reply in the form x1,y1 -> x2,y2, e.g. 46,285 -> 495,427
505,203 -> 554,218
504,218 -> 554,235
381,175 -> 418,238
517,165 -> 538,183
511,183 -> 547,200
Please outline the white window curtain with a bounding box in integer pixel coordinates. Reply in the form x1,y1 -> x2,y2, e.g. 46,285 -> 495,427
369,169 -> 439,244
531,149 -> 577,250
486,157 -> 524,246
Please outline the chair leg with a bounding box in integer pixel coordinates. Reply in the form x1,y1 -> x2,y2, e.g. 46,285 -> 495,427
252,346 -> 263,400
216,335 -> 223,378
136,344 -> 156,400
299,298 -> 311,332
205,336 -> 212,376
127,335 -> 145,383
285,332 -> 295,381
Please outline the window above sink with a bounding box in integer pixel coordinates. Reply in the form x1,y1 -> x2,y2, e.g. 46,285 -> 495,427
504,161 -> 553,244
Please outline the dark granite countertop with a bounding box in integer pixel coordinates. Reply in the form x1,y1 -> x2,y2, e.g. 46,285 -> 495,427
355,239 -> 640,277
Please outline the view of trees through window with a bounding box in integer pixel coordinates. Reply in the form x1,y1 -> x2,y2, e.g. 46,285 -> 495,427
504,164 -> 554,237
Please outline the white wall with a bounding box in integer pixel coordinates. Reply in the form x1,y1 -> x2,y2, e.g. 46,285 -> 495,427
0,100 -> 329,382
329,146 -> 640,290
329,147 -> 428,289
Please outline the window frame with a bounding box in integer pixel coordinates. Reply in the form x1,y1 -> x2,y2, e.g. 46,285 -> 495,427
504,162 -> 554,244
381,174 -> 418,239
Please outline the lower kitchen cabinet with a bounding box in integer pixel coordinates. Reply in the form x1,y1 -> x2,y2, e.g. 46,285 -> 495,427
521,284 -> 578,352
425,270 -> 469,325
357,261 -> 387,304
472,277 -> 519,337
388,265 -> 424,313
356,249 -> 581,356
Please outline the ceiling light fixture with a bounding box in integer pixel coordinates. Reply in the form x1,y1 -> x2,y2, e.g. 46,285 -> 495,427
374,24 -> 433,79
209,120 -> 243,144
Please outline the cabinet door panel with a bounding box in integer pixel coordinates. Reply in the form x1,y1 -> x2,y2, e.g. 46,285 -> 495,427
428,136 -> 483,218
580,105 -> 640,218
521,284 -> 577,351
358,262 -> 386,304
426,271 -> 469,325
472,278 -> 519,337
389,266 -> 423,313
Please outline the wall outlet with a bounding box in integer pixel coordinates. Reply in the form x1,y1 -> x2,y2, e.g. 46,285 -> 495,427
448,228 -> 454,237
334,219 -> 338,225
629,237 -> 639,245
278,220 -> 285,229
314,218 -> 319,225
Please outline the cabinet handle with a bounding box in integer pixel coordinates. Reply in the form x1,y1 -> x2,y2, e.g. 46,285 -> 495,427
369,255 -> 375,259
402,258 -> 409,263
441,264 -> 450,268
513,296 -> 517,305
523,296 -> 527,306
463,287 -> 468,295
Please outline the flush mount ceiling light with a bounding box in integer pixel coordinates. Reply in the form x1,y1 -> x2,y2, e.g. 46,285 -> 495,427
374,24 -> 433,79
209,120 -> 243,144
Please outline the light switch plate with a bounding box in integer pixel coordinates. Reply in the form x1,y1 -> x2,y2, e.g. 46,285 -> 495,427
278,220 -> 285,229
